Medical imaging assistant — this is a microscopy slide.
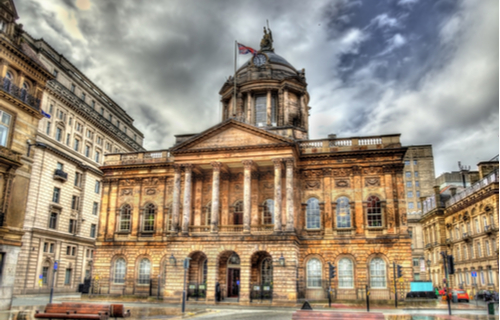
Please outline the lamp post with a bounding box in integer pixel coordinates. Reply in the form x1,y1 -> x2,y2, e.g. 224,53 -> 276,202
181,257 -> 191,313
279,253 -> 285,267
88,260 -> 93,297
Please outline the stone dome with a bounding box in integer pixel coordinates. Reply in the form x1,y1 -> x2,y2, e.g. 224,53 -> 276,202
237,50 -> 298,75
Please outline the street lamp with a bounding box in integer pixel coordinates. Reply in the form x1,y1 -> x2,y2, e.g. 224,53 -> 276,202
279,253 -> 285,266
169,254 -> 176,266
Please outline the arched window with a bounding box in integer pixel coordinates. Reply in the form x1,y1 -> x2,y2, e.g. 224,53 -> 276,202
306,198 -> 320,229
3,72 -> 13,91
202,259 -> 208,284
21,82 -> 29,101
233,201 -> 243,225
119,204 -> 131,232
366,196 -> 382,227
262,199 -> 274,225
143,203 -> 156,232
369,258 -> 386,288
205,202 -> 212,226
261,257 -> 273,285
138,258 -> 151,284
338,258 -> 354,288
336,197 -> 351,228
114,258 -> 126,284
306,258 -> 322,288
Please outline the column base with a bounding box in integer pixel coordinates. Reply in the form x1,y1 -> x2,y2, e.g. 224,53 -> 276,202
242,229 -> 250,234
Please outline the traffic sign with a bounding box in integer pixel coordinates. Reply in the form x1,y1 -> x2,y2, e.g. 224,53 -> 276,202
39,274 -> 43,279
471,271 -> 477,277
54,261 -> 58,270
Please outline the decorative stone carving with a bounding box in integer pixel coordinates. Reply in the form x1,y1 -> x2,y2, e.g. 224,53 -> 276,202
304,180 -> 320,190
121,188 -> 133,196
120,179 -> 135,186
322,168 -> 332,176
332,168 -> 352,177
302,170 -> 322,179
143,177 -> 159,186
335,180 -> 350,188
365,177 -> 380,187
263,182 -> 273,190
145,188 -> 156,195
363,166 -> 381,175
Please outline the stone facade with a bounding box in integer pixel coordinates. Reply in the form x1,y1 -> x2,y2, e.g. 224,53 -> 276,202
94,30 -> 413,304
12,29 -> 145,294
0,0 -> 53,309
403,145 -> 435,281
420,160 -> 499,296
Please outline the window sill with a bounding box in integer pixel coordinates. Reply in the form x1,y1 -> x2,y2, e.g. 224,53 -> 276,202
115,231 -> 131,235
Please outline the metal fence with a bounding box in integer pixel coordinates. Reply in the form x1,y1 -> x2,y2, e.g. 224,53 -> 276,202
250,282 -> 273,302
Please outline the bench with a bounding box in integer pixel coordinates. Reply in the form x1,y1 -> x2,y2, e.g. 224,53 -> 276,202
35,303 -> 130,320
292,310 -> 385,320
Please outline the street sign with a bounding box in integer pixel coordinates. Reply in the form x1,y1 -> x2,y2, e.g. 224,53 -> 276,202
39,274 -> 43,279
54,261 -> 58,270
471,271 -> 477,277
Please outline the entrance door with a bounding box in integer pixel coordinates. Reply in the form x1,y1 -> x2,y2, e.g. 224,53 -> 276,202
227,268 -> 240,297
233,201 -> 243,225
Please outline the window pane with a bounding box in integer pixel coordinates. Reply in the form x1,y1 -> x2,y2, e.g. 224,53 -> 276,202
263,199 -> 274,225
138,259 -> 151,284
338,258 -> 353,288
114,258 -> 126,284
307,258 -> 322,288
336,197 -> 350,228
0,125 -> 8,146
367,196 -> 382,227
255,95 -> 267,126
306,198 -> 320,229
120,205 -> 131,231
370,258 -> 386,288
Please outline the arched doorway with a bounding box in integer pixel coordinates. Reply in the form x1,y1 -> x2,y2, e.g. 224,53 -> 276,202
217,251 -> 240,301
187,251 -> 207,300
250,251 -> 273,302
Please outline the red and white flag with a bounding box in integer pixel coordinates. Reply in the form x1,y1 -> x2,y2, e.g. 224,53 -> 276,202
238,43 -> 257,55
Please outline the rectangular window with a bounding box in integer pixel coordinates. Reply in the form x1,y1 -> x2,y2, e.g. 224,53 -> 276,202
74,172 -> 82,187
255,94 -> 267,126
71,247 -> 76,256
49,212 -> 57,229
100,107 -> 104,115
64,269 -> 72,285
55,127 -> 62,142
71,196 -> 79,211
68,219 -> 76,233
124,127 -> 127,134
71,84 -> 75,92
486,241 -> 490,256
477,242 -> 482,258
84,145 -> 90,157
56,162 -> 63,170
42,267 -> 49,285
406,181 -> 412,187
69,117 -> 72,125
405,171 -> 411,178
95,181 -> 101,194
53,69 -> 58,78
134,134 -> 137,141
416,191 -> 420,198
49,104 -> 54,114
52,187 -> 60,203
95,151 -> 100,163
408,202 -> 414,209
91,100 -> 95,109
66,246 -> 71,255
73,139 -> 80,152
90,224 -> 96,238
105,142 -> 110,151
109,114 -> 112,122
117,120 -> 120,129
415,181 -> 420,187
81,93 -> 85,101
49,243 -> 54,253
412,258 -> 419,267
43,242 -> 48,252
413,160 -> 417,165
0,110 -> 12,147
76,122 -> 81,132
97,136 -> 102,145
66,133 -> 70,146
404,160 -> 410,166
408,191 -> 413,198
414,171 -> 419,177
92,202 -> 99,216
46,121 -> 51,134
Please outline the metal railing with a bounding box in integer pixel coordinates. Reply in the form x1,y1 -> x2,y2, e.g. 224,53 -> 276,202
446,170 -> 498,207
0,77 -> 40,111
250,282 -> 273,302
54,169 -> 68,180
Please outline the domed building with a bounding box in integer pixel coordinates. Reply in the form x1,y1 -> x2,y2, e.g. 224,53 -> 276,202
94,28 -> 412,304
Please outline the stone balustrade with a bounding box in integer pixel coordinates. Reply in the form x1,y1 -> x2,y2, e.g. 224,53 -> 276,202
298,134 -> 401,154
103,150 -> 172,166
446,170 -> 498,207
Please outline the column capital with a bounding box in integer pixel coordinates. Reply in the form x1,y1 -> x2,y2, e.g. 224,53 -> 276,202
0,58 -> 8,66
183,163 -> 194,172
211,161 -> 222,172
173,163 -> 182,173
272,158 -> 283,169
242,160 -> 254,170
322,168 -> 332,177
284,157 -> 295,168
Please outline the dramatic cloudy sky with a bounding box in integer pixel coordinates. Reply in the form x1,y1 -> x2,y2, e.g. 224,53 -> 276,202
16,0 -> 498,175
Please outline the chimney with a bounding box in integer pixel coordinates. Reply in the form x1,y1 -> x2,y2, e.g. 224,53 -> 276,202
328,134 -> 337,139
449,186 -> 457,196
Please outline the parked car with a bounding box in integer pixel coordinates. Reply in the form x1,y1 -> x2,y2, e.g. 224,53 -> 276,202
476,290 -> 493,301
449,289 -> 469,302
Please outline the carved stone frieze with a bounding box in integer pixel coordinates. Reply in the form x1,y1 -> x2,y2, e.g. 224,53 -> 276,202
365,177 -> 380,187
145,188 -> 156,195
120,179 -> 135,186
304,180 -> 321,190
363,166 -> 381,175
335,179 -> 350,188
142,177 -> 160,186
121,188 -> 133,196
302,170 -> 322,179
263,182 -> 273,190
332,168 -> 352,177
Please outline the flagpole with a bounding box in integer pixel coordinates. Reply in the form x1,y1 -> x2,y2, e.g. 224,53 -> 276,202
233,40 -> 237,119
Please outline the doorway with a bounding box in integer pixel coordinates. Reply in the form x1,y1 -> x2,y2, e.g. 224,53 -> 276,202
233,201 -> 243,225
227,268 -> 240,297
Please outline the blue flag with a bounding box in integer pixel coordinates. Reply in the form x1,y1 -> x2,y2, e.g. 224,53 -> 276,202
41,110 -> 51,118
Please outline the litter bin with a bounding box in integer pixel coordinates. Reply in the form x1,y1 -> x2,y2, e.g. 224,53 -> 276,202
487,302 -> 495,315
452,295 -> 458,303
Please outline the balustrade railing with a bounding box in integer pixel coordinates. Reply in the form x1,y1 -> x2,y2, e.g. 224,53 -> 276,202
104,150 -> 172,165
218,225 -> 244,233
298,134 -> 400,153
0,77 -> 40,111
446,170 -> 498,207
189,226 -> 210,233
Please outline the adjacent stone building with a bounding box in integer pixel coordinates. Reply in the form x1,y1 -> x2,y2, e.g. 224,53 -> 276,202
94,30 -> 413,304
0,0 -> 53,309
12,30 -> 145,294
420,159 -> 498,295
403,145 -> 435,281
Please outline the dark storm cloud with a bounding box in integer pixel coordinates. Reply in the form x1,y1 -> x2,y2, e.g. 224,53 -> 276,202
15,0 -> 498,175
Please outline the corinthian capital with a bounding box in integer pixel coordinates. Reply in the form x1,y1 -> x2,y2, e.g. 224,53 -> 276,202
242,160 -> 254,170
272,158 -> 283,169
211,161 -> 222,172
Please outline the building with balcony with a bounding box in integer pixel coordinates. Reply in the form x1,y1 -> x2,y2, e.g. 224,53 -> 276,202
420,159 -> 499,295
93,29 -> 413,304
11,13 -> 145,296
0,0 -> 54,310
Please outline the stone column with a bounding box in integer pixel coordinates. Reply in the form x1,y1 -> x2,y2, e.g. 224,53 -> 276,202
323,168 -> 333,234
285,158 -> 295,232
266,89 -> 272,126
172,164 -> 181,232
272,158 -> 282,232
182,164 -> 193,234
242,160 -> 253,233
283,88 -> 289,125
0,59 -> 9,79
211,162 -> 221,233
246,92 -> 252,124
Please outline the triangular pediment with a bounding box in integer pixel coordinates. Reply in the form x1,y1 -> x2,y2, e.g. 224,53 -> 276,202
1,0 -> 18,20
172,119 -> 295,153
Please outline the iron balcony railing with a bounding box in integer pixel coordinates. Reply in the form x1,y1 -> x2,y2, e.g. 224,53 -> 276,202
446,170 -> 498,207
0,211 -> 4,227
0,77 -> 40,111
54,169 -> 68,181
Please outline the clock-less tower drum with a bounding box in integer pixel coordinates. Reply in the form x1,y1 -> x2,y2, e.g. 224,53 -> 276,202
219,27 -> 310,140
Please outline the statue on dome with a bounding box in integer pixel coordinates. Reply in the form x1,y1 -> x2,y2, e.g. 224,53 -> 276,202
260,26 -> 273,51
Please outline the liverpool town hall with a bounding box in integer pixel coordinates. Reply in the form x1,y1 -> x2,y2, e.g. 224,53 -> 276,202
94,30 -> 412,304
